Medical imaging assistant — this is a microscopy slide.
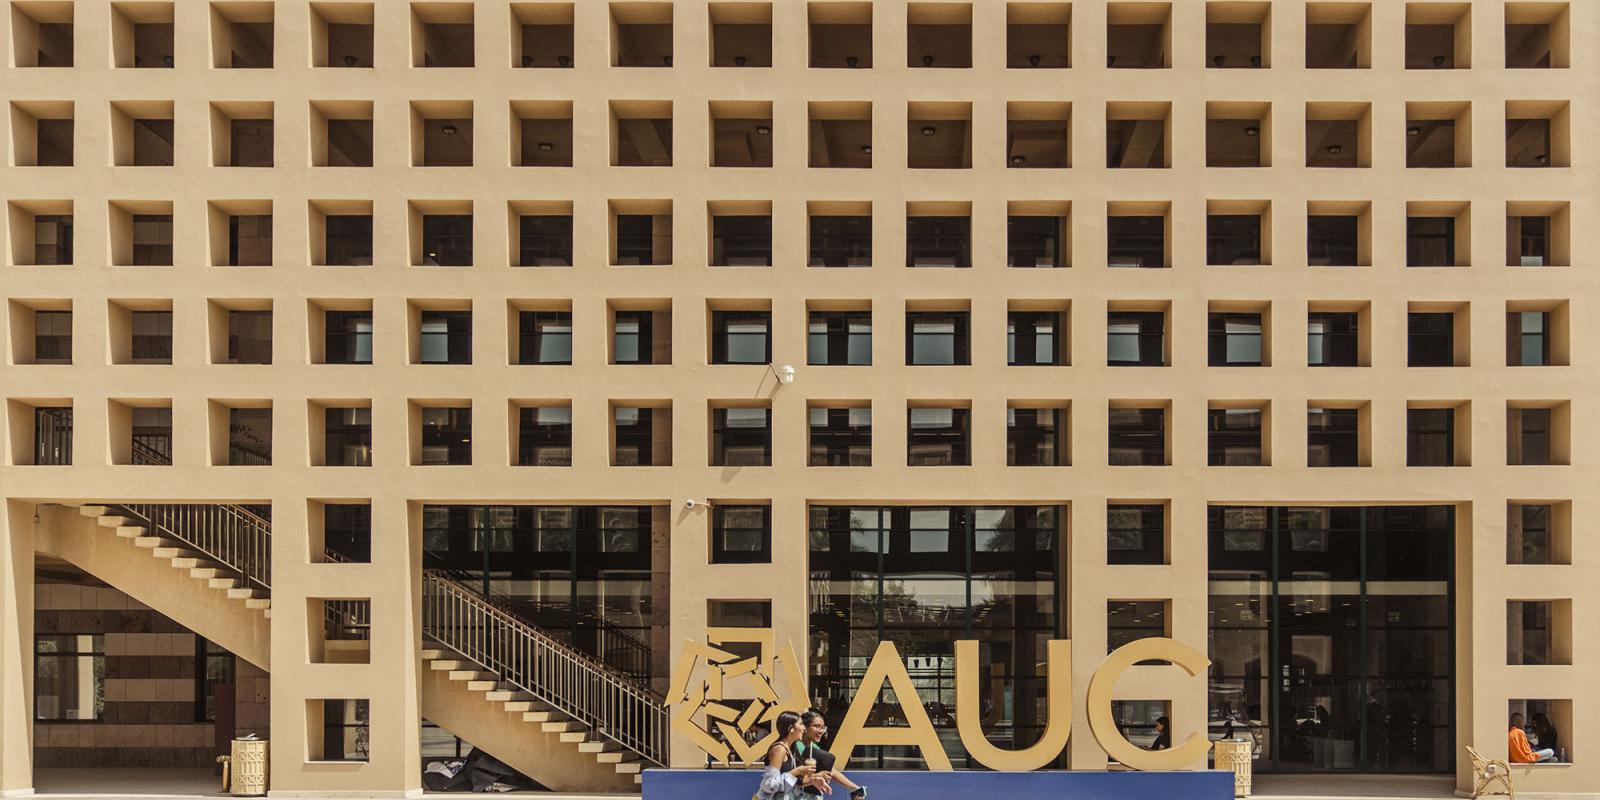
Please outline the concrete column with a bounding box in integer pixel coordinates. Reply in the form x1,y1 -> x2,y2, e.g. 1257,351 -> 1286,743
1,501 -> 36,795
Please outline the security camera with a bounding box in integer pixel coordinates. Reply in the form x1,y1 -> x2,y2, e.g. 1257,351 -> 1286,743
685,498 -> 710,510
780,365 -> 796,384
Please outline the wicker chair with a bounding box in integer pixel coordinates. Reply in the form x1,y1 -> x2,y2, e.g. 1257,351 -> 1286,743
1466,746 -> 1515,800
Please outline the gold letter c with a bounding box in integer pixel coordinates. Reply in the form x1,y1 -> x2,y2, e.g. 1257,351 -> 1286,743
1086,637 -> 1212,771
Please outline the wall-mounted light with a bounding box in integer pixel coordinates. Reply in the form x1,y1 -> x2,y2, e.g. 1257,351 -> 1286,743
1327,144 -> 1343,155
346,55 -> 360,67
1028,54 -> 1041,67
1244,126 -> 1259,137
538,142 -> 554,152
1535,154 -> 1549,165
441,123 -> 458,136
521,55 -> 533,67
860,145 -> 872,155
1432,55 -> 1446,67
920,126 -> 937,137
1249,55 -> 1262,68
922,55 -> 935,67
1406,126 -> 1422,137
1212,55 -> 1225,67
662,55 -> 673,67
1107,55 -> 1117,67
846,55 -> 859,68
735,55 -> 747,67
558,55 -> 571,68
1010,155 -> 1026,166
756,125 -> 771,136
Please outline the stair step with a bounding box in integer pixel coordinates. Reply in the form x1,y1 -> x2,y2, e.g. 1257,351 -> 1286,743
559,731 -> 590,744
613,761 -> 644,774
577,741 -> 621,754
262,608 -> 272,619
522,710 -> 568,723
189,567 -> 224,579
94,516 -> 130,528
151,547 -> 193,559
421,649 -> 445,661
465,680 -> 499,692
133,537 -> 169,549
502,701 -> 538,713
245,598 -> 272,610
447,669 -> 489,681
429,660 -> 466,672
226,587 -> 260,600
78,505 -> 110,517
113,525 -> 146,538
542,721 -> 587,734
595,751 -> 638,764
208,578 -> 238,590
484,690 -> 530,702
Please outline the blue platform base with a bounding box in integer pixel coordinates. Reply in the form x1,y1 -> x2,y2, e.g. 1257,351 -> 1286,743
641,768 -> 1235,800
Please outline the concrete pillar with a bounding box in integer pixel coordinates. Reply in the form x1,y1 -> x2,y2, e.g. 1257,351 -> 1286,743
1,501 -> 36,795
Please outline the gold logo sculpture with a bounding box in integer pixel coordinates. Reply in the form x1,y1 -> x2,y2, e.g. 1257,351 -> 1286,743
669,632 -> 1210,773
664,626 -> 809,766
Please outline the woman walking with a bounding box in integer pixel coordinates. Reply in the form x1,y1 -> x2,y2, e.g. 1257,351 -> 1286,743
756,711 -> 817,800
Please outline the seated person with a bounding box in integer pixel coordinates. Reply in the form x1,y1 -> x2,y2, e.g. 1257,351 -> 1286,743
1509,713 -> 1555,763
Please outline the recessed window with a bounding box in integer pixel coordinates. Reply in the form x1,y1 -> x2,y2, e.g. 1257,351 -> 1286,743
906,311 -> 969,366
130,310 -> 174,364
612,307 -> 669,365
711,506 -> 772,563
906,215 -> 971,268
1107,214 -> 1165,267
1407,312 -> 1456,367
1107,311 -> 1164,367
225,309 -> 272,364
808,2 -> 871,69
810,213 -> 871,267
313,699 -> 369,762
809,407 -> 871,466
1208,312 -> 1263,367
1007,2 -> 1069,68
418,310 -> 472,365
1008,310 -> 1065,366
1406,407 -> 1459,467
710,3 -> 771,68
1208,407 -> 1265,466
711,213 -> 772,266
1307,312 -> 1360,367
1308,214 -> 1360,265
1107,600 -> 1170,654
417,406 -> 472,466
711,407 -> 771,466
320,503 -> 372,563
907,407 -> 969,466
513,2 -> 574,68
1307,407 -> 1362,467
612,405 -> 670,466
1108,406 -> 1165,466
13,3 -> 74,68
1008,407 -> 1066,466
1008,213 -> 1067,268
710,310 -> 771,365
224,406 -> 272,465
1107,504 -> 1165,565
1207,215 -> 1263,265
611,2 -> 673,67
517,214 -> 573,266
907,104 -> 971,169
322,407 -> 372,467
32,309 -> 73,364
419,214 -> 472,266
907,2 -> 971,68
517,311 -> 573,365
808,310 -> 871,366
516,404 -> 572,467
324,310 -> 373,365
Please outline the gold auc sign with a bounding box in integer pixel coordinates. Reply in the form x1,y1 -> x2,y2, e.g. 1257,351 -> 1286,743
667,630 -> 1211,773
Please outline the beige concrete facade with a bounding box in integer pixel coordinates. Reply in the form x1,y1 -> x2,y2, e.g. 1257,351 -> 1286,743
0,0 -> 1596,796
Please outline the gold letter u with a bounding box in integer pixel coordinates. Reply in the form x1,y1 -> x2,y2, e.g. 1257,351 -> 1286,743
955,639 -> 1073,771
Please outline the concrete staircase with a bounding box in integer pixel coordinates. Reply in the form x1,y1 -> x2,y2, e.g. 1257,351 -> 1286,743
420,647 -> 644,790
34,503 -> 272,670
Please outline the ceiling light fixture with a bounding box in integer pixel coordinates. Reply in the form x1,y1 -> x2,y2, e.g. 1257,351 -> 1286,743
1212,54 -> 1225,67
1010,155 -> 1026,165
1028,54 -> 1041,67
1327,144 -> 1343,155
441,123 -> 458,136
1249,55 -> 1262,67
1432,55 -> 1446,67
346,55 -> 360,67
735,55 -> 747,67
1406,126 -> 1421,137
558,54 -> 571,67
662,55 -> 673,67
1534,154 -> 1548,165
1244,126 -> 1259,137
860,145 -> 872,155
755,125 -> 771,136
922,55 -> 935,67
538,142 -> 554,151
846,55 -> 859,68
920,126 -> 936,137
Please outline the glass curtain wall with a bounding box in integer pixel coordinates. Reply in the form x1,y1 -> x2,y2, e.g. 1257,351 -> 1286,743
422,505 -> 656,680
809,505 -> 1062,769
1208,505 -> 1453,774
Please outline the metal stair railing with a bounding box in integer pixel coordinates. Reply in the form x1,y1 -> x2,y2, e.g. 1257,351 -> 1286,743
422,570 -> 668,766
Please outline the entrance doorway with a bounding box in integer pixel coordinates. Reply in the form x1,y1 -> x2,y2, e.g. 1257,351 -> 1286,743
1207,505 -> 1454,773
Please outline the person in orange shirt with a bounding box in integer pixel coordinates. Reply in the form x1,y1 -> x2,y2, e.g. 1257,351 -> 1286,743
1509,713 -> 1556,763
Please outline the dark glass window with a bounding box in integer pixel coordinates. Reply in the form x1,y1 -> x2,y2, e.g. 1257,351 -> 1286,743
614,214 -> 661,265
325,215 -> 373,266
34,634 -> 104,721
808,312 -> 872,366
711,216 -> 772,266
1107,504 -> 1164,565
1406,217 -> 1455,267
33,407 -> 72,466
319,699 -> 369,762
226,214 -> 272,266
1208,313 -> 1263,366
1407,313 -> 1454,367
324,504 -> 372,562
130,407 -> 172,463
613,310 -> 656,365
1208,408 -> 1264,466
35,119 -> 73,165
33,215 -> 72,264
518,215 -> 573,266
809,215 -> 871,267
712,407 -> 771,466
325,311 -> 373,364
711,506 -> 772,564
34,310 -> 71,364
229,119 -> 273,167
131,214 -> 173,265
1207,215 -> 1262,265
1308,215 -> 1359,266
809,407 -> 872,466
1307,408 -> 1361,467
227,407 -> 272,465
1108,407 -> 1165,465
906,312 -> 969,365
419,407 -> 472,465
905,216 -> 971,267
1008,312 -> 1064,366
130,310 -> 173,363
1008,216 -> 1065,268
1507,504 -> 1552,565
710,311 -> 771,364
1506,311 -> 1549,367
421,215 -> 472,266
517,406 -> 572,466
1007,407 -> 1064,466
1108,600 -> 1168,655
227,310 -> 272,364
907,408 -> 969,466
518,311 -> 573,365
1406,408 -> 1455,466
1308,312 -> 1359,366
1507,407 -> 1552,466
324,407 -> 372,466
1107,311 -> 1164,366
613,407 -> 655,466
1508,216 -> 1549,266
1107,216 -> 1164,268
419,310 -> 472,364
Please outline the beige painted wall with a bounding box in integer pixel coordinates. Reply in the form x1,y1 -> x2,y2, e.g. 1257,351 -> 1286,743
0,0 -> 1595,795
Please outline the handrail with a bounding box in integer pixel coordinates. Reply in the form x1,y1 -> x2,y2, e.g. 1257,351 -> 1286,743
422,571 -> 668,765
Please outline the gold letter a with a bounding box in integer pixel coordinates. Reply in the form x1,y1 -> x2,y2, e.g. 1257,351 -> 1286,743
828,641 -> 953,771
